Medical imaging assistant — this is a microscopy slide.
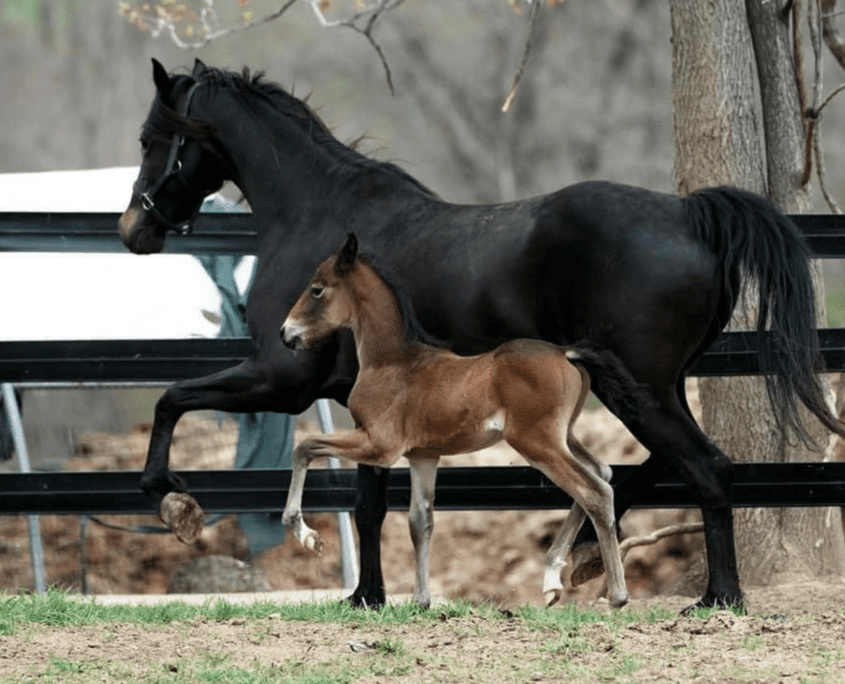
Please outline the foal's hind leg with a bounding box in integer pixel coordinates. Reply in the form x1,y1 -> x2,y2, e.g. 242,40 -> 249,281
509,430 -> 628,609
408,457 -> 440,608
542,436 -> 612,605
543,505 -> 586,606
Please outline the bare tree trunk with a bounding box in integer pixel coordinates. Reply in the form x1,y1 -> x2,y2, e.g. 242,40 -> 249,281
670,0 -> 845,591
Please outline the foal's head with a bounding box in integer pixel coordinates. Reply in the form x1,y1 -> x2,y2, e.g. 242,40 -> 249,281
281,233 -> 361,351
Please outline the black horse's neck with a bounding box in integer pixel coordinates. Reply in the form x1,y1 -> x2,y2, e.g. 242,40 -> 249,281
182,69 -> 436,236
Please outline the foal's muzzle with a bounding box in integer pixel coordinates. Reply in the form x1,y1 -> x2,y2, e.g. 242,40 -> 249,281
280,322 -> 306,351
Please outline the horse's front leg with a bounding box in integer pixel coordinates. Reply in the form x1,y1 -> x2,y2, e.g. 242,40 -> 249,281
142,358 -> 286,543
349,464 -> 390,609
282,429 -> 376,556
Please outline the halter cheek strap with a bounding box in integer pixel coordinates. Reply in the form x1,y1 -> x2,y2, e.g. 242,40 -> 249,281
135,80 -> 205,235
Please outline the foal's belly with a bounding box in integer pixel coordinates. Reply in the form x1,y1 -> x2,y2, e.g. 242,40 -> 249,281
406,409 -> 505,459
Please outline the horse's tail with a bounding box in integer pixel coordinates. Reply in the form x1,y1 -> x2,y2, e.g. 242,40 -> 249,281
683,186 -> 844,446
566,343 -> 657,425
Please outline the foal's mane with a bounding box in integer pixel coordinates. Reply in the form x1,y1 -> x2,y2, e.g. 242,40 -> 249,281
147,65 -> 435,197
357,252 -> 446,348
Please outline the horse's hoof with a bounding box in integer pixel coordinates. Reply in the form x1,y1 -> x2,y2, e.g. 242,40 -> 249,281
159,492 -> 205,544
544,589 -> 562,607
681,593 -> 746,617
345,587 -> 386,610
569,544 -> 604,587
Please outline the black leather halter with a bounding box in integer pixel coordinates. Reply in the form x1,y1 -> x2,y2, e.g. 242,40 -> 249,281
134,81 -> 204,235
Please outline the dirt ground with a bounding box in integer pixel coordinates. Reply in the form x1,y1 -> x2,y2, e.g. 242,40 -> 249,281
0,582 -> 844,683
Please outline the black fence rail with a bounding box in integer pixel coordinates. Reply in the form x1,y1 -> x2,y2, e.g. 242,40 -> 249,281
2,212 -> 845,515
2,463 -> 844,516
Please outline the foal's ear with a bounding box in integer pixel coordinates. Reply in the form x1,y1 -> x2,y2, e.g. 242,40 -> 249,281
152,58 -> 172,98
191,58 -> 207,79
335,233 -> 359,277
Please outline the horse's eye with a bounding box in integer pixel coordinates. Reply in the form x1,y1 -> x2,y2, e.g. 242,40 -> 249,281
311,284 -> 325,299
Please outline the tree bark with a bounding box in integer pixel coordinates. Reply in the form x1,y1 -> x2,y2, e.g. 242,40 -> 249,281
670,0 -> 845,590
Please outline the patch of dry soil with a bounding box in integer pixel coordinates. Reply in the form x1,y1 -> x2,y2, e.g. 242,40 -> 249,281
0,582 -> 844,683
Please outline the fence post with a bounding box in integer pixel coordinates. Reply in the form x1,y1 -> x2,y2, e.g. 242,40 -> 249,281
2,383 -> 46,594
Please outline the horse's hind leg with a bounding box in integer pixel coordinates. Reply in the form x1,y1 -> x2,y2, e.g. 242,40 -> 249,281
408,456 -> 440,608
603,387 -> 741,612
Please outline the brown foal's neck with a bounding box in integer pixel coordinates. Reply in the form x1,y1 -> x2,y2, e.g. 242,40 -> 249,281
346,260 -> 423,368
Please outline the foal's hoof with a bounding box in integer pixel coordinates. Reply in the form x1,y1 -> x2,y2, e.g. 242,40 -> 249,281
544,589 -> 562,608
304,531 -> 324,555
159,492 -> 205,544
608,592 -> 630,610
570,543 -> 604,587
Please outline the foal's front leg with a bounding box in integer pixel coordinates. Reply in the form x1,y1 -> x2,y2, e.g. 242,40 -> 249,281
283,429 -> 375,554
408,457 -> 440,608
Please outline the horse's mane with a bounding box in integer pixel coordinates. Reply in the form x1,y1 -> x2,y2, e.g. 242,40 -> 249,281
358,251 -> 447,349
147,65 -> 435,197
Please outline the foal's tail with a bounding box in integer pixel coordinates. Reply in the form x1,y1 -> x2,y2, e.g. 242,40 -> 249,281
683,186 -> 844,446
566,343 -> 657,422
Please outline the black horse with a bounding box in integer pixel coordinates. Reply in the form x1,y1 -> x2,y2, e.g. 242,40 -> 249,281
119,58 -> 843,612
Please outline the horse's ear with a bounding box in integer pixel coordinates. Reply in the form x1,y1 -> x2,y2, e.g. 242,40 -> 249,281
336,233 -> 359,277
191,58 -> 207,79
152,58 -> 172,97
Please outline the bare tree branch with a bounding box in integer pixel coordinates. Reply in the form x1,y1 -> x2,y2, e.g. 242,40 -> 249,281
119,0 -> 403,91
314,0 -> 410,94
593,522 -> 704,602
119,0 -> 300,50
821,0 -> 845,69
804,0 -> 845,212
501,0 -> 543,112
618,522 -> 704,556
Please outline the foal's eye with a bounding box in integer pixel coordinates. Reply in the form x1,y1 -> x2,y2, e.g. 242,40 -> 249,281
311,284 -> 325,299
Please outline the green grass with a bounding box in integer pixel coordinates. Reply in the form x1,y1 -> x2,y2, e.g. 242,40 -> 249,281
0,588 -> 498,637
0,588 -> 681,638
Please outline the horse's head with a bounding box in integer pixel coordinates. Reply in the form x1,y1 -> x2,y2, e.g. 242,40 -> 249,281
119,58 -> 227,254
281,234 -> 360,351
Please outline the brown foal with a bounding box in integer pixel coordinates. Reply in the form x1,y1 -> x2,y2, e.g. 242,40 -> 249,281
280,234 -> 628,609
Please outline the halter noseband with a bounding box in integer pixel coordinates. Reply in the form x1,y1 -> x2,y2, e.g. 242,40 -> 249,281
135,80 -> 204,236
